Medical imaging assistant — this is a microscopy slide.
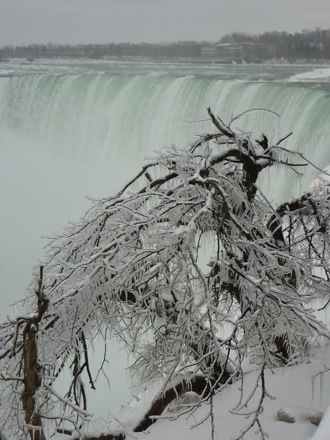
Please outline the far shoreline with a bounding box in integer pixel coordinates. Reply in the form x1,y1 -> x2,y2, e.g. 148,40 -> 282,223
1,56 -> 330,69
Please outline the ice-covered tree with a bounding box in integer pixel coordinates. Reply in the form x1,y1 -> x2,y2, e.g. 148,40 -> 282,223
0,108 -> 330,440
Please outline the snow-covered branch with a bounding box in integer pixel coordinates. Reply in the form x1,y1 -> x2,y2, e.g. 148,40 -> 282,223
0,109 -> 330,439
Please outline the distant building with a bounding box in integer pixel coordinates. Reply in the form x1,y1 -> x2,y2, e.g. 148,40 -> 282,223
201,42 -> 268,63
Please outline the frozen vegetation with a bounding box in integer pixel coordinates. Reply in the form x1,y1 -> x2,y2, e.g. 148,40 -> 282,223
1,108 -> 330,440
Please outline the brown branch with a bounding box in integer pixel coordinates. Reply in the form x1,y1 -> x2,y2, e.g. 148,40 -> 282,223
133,375 -> 211,432
207,107 -> 235,138
71,434 -> 125,440
81,332 -> 96,390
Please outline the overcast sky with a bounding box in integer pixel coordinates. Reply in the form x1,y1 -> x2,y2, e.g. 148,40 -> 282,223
1,0 -> 330,46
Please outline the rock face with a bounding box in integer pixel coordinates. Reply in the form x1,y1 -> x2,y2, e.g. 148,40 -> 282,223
277,408 -> 295,423
277,407 -> 323,426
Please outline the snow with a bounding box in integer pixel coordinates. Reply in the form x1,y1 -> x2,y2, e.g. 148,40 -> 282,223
89,344 -> 330,440
289,68 -> 330,82
311,407 -> 330,440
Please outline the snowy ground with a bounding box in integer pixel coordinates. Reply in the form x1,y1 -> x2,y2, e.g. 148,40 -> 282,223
77,344 -> 330,440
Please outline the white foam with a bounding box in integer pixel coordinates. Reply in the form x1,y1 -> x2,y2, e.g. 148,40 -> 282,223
289,68 -> 330,82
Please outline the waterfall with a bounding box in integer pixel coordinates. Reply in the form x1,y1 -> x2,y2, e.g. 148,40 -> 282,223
1,68 -> 330,308
1,71 -> 330,201
1,63 -> 330,419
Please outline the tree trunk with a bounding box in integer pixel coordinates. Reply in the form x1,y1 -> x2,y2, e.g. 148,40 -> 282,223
21,266 -> 48,440
22,324 -> 45,440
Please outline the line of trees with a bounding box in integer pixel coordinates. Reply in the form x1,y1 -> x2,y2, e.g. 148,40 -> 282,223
220,28 -> 330,61
0,41 -> 203,61
0,28 -> 330,61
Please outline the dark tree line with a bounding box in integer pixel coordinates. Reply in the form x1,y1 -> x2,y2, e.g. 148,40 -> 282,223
220,28 -> 330,61
0,28 -> 329,62
0,41 -> 202,61
1,28 -> 330,62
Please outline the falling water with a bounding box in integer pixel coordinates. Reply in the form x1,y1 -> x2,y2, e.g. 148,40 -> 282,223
1,60 -> 330,422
